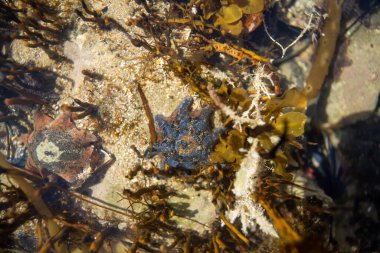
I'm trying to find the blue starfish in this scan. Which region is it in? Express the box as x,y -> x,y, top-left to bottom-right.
144,97 -> 223,170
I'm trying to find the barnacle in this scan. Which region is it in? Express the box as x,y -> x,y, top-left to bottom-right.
144,97 -> 223,170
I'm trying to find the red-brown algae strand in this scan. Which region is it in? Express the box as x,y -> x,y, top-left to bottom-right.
305,0 -> 344,100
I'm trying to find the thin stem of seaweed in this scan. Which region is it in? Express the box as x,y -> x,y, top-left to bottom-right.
304,0 -> 344,99
136,82 -> 157,146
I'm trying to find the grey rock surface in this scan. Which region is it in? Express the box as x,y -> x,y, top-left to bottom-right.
317,9 -> 380,126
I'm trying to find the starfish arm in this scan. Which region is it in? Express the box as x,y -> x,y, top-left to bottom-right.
147,142 -> 174,157
33,111 -> 54,131
178,97 -> 193,115
155,115 -> 177,139
50,113 -> 76,131
211,128 -> 224,144
166,156 -> 180,168
200,134 -> 212,149
198,106 -> 214,125
71,129 -> 97,146
190,107 -> 214,133
144,146 -> 157,158
179,161 -> 197,170
176,97 -> 193,123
